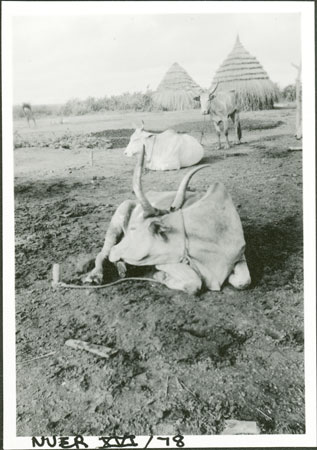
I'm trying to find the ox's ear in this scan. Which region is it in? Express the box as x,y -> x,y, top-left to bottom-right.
149,220 -> 171,242
193,96 -> 200,102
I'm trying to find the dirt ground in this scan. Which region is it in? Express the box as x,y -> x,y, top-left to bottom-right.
14,107 -> 304,436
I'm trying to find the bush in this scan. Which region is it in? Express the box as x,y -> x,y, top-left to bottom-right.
13,91 -> 156,119
59,91 -> 155,116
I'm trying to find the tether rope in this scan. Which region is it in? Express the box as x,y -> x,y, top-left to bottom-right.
53,277 -> 163,290
52,207 -> 197,290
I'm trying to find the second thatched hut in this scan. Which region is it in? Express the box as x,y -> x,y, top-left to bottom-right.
152,62 -> 201,111
211,36 -> 278,110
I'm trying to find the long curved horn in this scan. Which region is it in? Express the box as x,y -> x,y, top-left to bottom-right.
133,145 -> 168,218
133,145 -> 157,217
209,82 -> 218,97
170,164 -> 212,211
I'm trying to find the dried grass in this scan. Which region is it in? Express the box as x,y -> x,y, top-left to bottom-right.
152,62 -> 201,110
213,79 -> 278,110
211,37 -> 278,110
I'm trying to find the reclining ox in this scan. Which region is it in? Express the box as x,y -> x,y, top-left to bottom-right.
86,146 -> 251,294
124,124 -> 204,170
194,84 -> 242,150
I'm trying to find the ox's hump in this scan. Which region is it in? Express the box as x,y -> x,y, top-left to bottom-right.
184,182 -> 232,212
146,190 -> 200,210
208,181 -> 228,198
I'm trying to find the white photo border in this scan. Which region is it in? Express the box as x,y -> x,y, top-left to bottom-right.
2,1 -> 316,448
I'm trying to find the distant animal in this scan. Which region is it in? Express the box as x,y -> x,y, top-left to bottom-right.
194,84 -> 241,149
85,145 -> 251,294
22,103 -> 36,127
124,123 -> 204,170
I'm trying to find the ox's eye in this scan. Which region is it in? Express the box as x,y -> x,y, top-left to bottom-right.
149,221 -> 170,242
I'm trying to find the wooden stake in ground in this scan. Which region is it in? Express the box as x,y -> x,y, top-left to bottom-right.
52,263 -> 60,288
292,62 -> 302,140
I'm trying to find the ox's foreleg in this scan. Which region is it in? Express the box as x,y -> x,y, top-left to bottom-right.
223,118 -> 230,149
154,263 -> 202,294
232,111 -> 242,145
85,200 -> 136,284
213,121 -> 221,150
228,255 -> 251,290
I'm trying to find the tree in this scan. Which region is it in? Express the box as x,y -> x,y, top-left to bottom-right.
282,84 -> 296,102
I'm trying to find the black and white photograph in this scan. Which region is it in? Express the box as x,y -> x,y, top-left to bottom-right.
2,1 -> 316,448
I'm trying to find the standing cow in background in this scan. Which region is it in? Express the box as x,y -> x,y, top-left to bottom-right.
194,84 -> 241,150
22,103 -> 36,127
124,123 -> 204,170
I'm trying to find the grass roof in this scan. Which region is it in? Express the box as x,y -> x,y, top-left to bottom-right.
152,62 -> 201,111
211,36 -> 278,110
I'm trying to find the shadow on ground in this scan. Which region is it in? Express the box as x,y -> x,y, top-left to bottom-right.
244,214 -> 303,289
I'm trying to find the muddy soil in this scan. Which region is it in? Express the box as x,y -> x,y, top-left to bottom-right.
14,108 -> 304,436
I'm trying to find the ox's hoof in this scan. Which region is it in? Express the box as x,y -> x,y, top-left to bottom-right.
225,144 -> 230,150
228,273 -> 251,290
153,271 -> 166,283
84,268 -> 103,285
116,261 -> 127,278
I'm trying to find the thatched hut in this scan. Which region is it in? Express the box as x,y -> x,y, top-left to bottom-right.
152,62 -> 202,111
211,36 -> 278,110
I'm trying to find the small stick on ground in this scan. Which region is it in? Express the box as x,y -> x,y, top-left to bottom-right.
165,374 -> 169,398
176,376 -> 197,397
255,407 -> 273,421
175,376 -> 216,419
65,339 -> 117,359
17,351 -> 56,365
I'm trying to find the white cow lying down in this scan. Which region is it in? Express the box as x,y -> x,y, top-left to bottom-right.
86,146 -> 251,294
124,124 -> 204,171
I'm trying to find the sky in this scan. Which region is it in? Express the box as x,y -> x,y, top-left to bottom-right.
12,13 -> 301,105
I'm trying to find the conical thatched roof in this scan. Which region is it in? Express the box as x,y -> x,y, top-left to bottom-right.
211,36 -> 278,110
152,62 -> 201,110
